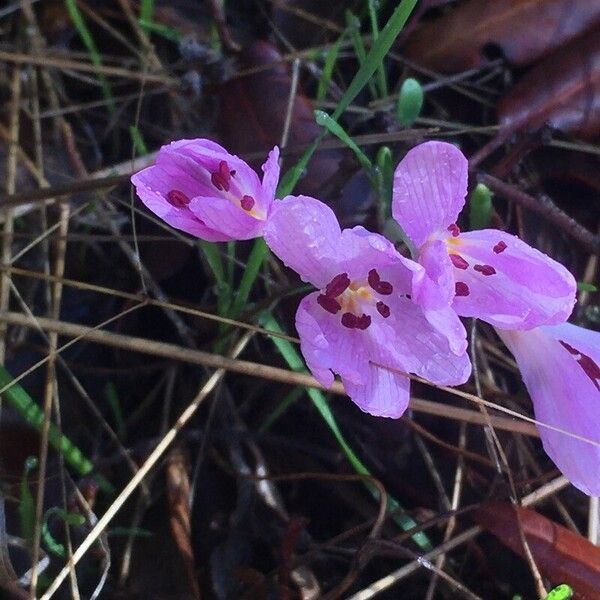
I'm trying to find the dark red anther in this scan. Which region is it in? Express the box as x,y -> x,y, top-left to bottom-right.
355,314 -> 371,330
376,301 -> 390,318
447,223 -> 460,237
241,195 -> 255,211
210,160 -> 231,191
560,341 -> 600,391
455,282 -> 470,297
325,273 -> 350,298
317,294 -> 341,314
166,189 -> 191,208
493,240 -> 507,254
450,254 -> 469,270
474,264 -> 496,276
368,268 -> 393,295
341,312 -> 358,328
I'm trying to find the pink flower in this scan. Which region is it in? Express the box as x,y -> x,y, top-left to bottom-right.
264,195 -> 471,418
392,141 -> 576,329
131,139 -> 280,241
497,323 -> 600,495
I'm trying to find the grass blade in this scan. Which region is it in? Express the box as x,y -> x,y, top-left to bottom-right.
0,365 -> 113,494
64,0 -> 115,115
280,0 -> 418,194
314,110 -> 373,173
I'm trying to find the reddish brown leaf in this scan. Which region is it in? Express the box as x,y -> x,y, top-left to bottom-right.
474,502 -> 600,599
218,40 -> 344,198
498,27 -> 600,139
404,0 -> 600,73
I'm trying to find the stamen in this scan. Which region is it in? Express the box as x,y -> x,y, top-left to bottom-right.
241,195 -> 255,211
376,301 -> 390,318
560,341 -> 600,391
325,273 -> 350,298
166,189 -> 191,208
474,264 -> 496,276
356,314 -> 371,330
368,269 -> 393,295
210,160 -> 231,191
493,241 -> 507,254
317,294 -> 341,315
447,223 -> 460,237
341,312 -> 358,329
368,269 -> 380,288
450,254 -> 469,270
455,282 -> 470,297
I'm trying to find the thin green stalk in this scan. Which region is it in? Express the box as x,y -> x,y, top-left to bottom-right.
314,110 -> 374,175
139,0 -> 154,22
316,36 -> 344,103
367,0 -> 388,97
0,365 -> 114,494
228,238 -> 268,320
64,0 -> 115,116
346,10 -> 379,99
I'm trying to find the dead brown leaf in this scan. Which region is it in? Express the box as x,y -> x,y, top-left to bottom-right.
404,0 -> 600,73
474,502 -> 600,599
498,27 -> 600,139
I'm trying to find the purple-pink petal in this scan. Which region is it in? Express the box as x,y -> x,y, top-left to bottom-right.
392,141 -> 468,248
130,163 -> 231,242
450,230 -> 576,329
131,138 -> 278,242
498,324 -> 600,496
261,146 -> 281,203
414,239 -> 455,309
188,195 -> 265,241
264,195 -> 343,288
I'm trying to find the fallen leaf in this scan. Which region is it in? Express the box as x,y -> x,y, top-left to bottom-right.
404,0 -> 600,73
498,27 -> 600,139
474,502 -> 600,599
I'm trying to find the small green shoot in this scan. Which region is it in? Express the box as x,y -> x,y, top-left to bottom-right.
376,145 -> 393,223
138,19 -> 181,43
316,37 -> 344,103
469,183 -> 493,230
397,77 -> 424,126
139,0 -> 154,22
104,382 -> 126,439
129,126 -> 149,157
577,281 -> 598,293
544,584 -> 573,600
18,456 -> 38,544
42,508 -> 86,558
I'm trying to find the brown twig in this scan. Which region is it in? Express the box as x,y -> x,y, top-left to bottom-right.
479,173 -> 600,255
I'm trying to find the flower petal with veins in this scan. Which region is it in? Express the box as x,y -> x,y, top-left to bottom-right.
498,323 -> 600,496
